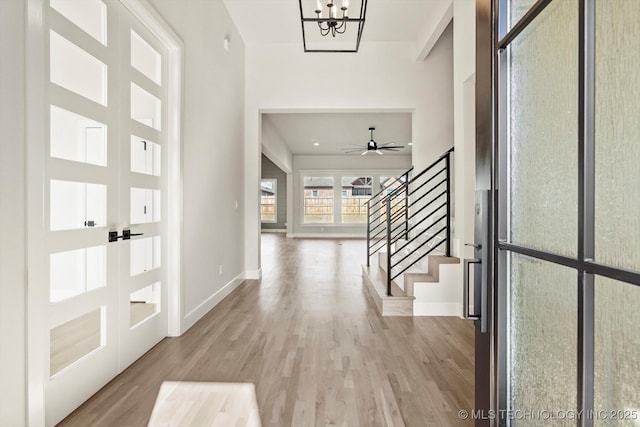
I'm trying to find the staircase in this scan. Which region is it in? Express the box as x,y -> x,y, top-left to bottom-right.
361,147 -> 459,316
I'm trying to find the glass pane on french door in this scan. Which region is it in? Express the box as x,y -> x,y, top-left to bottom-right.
509,253 -> 577,421
507,0 -> 578,258
594,0 -> 640,272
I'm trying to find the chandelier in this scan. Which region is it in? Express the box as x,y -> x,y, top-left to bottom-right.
298,0 -> 368,53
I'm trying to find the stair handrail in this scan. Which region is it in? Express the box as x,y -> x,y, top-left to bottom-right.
365,147 -> 454,296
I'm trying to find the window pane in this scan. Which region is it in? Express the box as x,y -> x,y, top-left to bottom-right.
50,307 -> 104,376
379,176 -> 407,224
594,0 -> 640,272
260,180 -> 276,222
50,105 -> 107,166
594,277 -> 640,424
50,245 -> 106,302
508,0 -> 538,32
130,135 -> 161,176
131,83 -> 161,130
50,31 -> 107,105
130,236 -> 161,276
509,252 -> 577,423
131,188 -> 161,224
508,0 -> 578,257
130,282 -> 160,327
131,30 -> 161,84
50,0 -> 106,45
341,176 -> 371,224
50,180 -> 106,231
303,177 -> 333,223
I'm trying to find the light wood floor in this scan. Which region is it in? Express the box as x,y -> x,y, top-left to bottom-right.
58,235 -> 474,426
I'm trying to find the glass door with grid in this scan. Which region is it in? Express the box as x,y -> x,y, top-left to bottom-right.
45,1 -> 167,424
496,0 -> 640,425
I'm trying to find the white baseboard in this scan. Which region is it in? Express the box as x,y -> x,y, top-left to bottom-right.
261,229 -> 286,233
245,268 -> 262,280
289,233 -> 365,239
182,273 -> 245,332
412,302 -> 462,317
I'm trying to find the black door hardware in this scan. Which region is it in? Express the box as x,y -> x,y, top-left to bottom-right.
122,229 -> 144,240
109,229 -> 144,242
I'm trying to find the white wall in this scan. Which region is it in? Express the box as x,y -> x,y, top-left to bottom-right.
149,0 -> 246,330
0,1 -> 27,425
292,154 -> 411,236
244,41 -> 456,272
410,20 -> 454,178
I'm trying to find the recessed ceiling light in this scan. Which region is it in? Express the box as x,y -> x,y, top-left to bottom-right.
408,142 -> 413,146
313,142 -> 320,146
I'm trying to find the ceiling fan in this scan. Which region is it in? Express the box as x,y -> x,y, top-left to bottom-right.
341,127 -> 405,155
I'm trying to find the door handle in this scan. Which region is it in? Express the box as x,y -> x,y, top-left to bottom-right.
108,229 -> 144,242
122,229 -> 144,240
463,258 -> 481,320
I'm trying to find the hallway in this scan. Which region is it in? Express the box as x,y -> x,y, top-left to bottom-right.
59,234 -> 474,426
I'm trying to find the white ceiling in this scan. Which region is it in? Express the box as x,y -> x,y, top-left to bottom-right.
263,112 -> 412,155
223,1 -> 448,156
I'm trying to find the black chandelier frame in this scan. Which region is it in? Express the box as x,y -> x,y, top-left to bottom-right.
298,0 -> 368,53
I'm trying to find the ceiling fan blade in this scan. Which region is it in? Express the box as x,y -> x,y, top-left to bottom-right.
379,145 -> 404,149
378,142 -> 398,146
376,150 -> 383,155
361,151 -> 369,156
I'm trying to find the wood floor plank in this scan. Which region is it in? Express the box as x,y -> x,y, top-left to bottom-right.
58,235 -> 474,426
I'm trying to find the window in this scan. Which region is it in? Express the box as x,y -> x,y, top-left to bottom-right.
260,179 -> 277,222
342,176 -> 372,223
379,175 -> 407,223
303,177 -> 333,223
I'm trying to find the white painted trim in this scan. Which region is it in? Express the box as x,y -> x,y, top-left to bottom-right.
412,302 -> 462,317
182,274 -> 245,332
260,229 -> 286,233
120,0 -> 184,337
26,0 -> 47,424
289,233 -> 365,239
245,269 -> 262,280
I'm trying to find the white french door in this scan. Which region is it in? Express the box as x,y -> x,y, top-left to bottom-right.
44,1 -> 168,424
